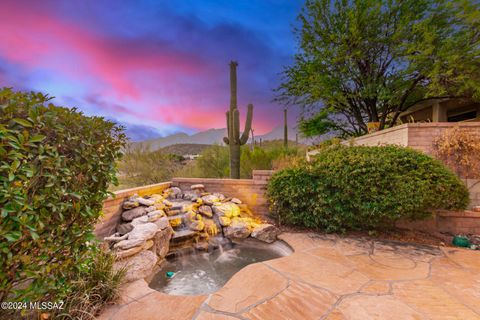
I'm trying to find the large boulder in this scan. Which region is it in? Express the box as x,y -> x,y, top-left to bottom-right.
122,207 -> 147,221
147,210 -> 165,222
165,187 -> 182,199
201,194 -> 220,205
114,238 -> 145,250
224,220 -> 251,239
145,206 -> 156,213
114,250 -> 158,282
128,223 -> 158,241
212,192 -> 226,201
212,203 -> 240,218
218,216 -> 231,227
122,200 -> 139,210
116,223 -> 134,236
137,197 -> 155,206
190,220 -> 205,231
251,224 -> 279,243
152,226 -> 174,258
149,194 -> 164,203
182,191 -> 199,201
153,216 -> 170,230
198,205 -> 213,218
115,245 -> 144,260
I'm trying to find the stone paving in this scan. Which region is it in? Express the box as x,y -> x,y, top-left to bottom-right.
98,232 -> 480,319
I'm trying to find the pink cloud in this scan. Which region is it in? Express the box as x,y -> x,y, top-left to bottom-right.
0,1 -> 279,135
0,2 -> 209,100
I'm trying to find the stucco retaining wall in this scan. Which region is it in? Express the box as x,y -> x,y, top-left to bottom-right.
343,122 -> 480,208
346,122 -> 480,235
346,122 -> 480,156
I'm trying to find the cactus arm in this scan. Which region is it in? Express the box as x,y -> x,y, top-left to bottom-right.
240,103 -> 253,144
233,109 -> 240,144
224,111 -> 231,145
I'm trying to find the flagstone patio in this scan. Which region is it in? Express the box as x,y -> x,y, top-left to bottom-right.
98,232 -> 480,320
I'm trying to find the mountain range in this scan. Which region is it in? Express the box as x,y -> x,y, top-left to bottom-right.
135,126 -> 311,150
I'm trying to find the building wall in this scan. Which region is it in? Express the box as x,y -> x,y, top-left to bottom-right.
96,170 -> 275,238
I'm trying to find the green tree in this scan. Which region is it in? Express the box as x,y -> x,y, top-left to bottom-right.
279,0 -> 480,137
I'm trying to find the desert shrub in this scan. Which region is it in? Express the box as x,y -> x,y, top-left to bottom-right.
240,147 -> 278,178
0,89 -> 126,312
117,144 -> 184,189
434,126 -> 480,179
52,250 -> 125,319
192,144 -> 230,178
267,145 -> 469,232
172,141 -> 306,179
271,152 -> 306,170
241,143 -> 307,177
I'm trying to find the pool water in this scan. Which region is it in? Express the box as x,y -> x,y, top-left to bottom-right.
148,239 -> 292,295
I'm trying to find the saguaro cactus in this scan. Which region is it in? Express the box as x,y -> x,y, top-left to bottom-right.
223,61 -> 253,179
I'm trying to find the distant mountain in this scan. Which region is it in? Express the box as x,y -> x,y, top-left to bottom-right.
134,126 -> 311,151
158,144 -> 211,156
256,125 -> 305,143
136,128 -> 226,150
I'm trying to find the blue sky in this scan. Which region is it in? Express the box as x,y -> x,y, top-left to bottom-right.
0,0 -> 303,140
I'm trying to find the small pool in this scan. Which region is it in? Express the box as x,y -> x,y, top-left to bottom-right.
147,239 -> 292,295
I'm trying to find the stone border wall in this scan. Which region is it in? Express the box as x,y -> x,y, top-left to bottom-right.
396,210 -> 480,236
96,170 -> 275,238
96,182 -> 171,238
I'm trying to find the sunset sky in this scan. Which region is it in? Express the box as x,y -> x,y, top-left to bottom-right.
0,0 -> 302,140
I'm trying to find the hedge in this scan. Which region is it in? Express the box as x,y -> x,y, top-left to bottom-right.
0,88 -> 126,304
267,144 -> 469,232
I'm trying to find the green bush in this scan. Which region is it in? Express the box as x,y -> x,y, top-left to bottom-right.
267,144 -> 469,232
0,88 -> 126,307
178,141 -> 306,179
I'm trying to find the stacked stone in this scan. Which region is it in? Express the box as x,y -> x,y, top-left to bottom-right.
104,185 -> 279,282
104,194 -> 174,282
161,184 -> 279,244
